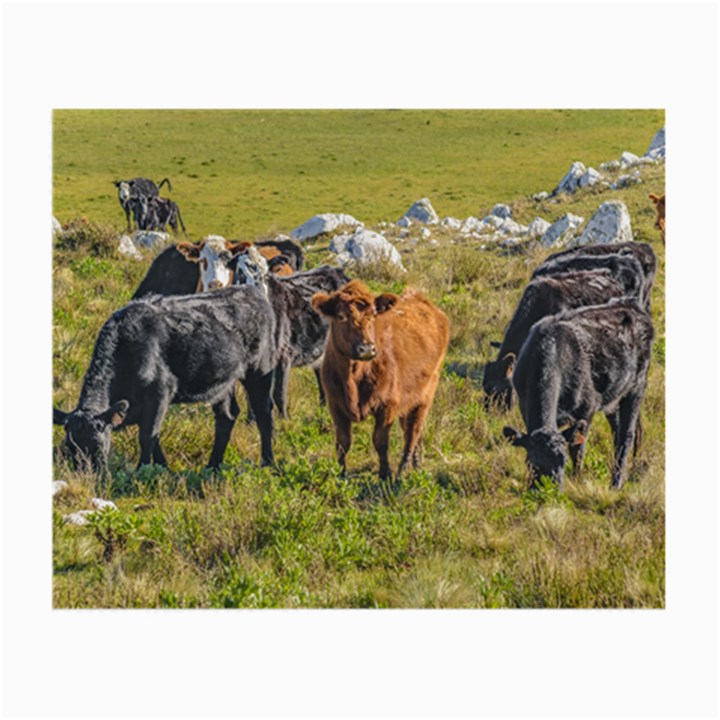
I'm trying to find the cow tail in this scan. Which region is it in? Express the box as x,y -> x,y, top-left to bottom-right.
178,208 -> 188,238
158,178 -> 173,192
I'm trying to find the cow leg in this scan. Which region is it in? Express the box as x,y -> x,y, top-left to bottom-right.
207,390 -> 240,470
314,367 -> 326,407
608,394 -> 643,490
137,393 -> 171,468
397,404 -> 430,479
330,409 -> 352,476
124,205 -> 132,231
244,371 -> 274,466
245,386 -> 256,425
272,359 -> 291,419
372,410 -> 393,481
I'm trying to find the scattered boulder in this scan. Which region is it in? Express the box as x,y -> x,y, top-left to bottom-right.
491,204 -> 512,219
527,217 -> 551,239
600,160 -> 621,172
533,191 -> 550,202
576,201 -> 633,246
118,234 -> 143,260
396,216 -> 413,228
579,167 -> 603,188
441,217 -> 462,230
52,217 -> 63,237
611,171 -> 642,190
540,213 -> 585,248
619,151 -> 641,168
53,480 -> 69,497
133,230 -> 170,250
551,161 -> 586,196
461,217 -> 487,234
644,127 -> 665,160
290,213 -> 363,242
399,198 -> 439,225
331,228 -> 405,271
91,498 -> 118,512
63,510 -> 94,526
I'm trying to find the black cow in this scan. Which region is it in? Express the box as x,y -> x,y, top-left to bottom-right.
254,238 -> 304,272
53,286 -> 278,473
114,177 -> 171,231
131,195 -> 187,236
483,270 -> 634,411
503,299 -> 654,490
533,242 -> 656,311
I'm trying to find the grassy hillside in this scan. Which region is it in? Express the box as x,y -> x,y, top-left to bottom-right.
52,110 -> 665,608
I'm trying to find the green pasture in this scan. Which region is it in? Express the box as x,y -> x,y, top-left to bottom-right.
52,110 -> 665,608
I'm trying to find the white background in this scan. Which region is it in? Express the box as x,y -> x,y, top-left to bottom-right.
1,1 -> 718,719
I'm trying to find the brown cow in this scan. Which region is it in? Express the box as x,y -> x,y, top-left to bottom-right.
648,193 -> 665,245
311,280 -> 450,480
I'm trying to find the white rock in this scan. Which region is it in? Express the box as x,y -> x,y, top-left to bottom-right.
133,230 -> 170,249
481,215 -> 504,229
619,151 -> 641,168
552,161 -> 586,195
428,239 -> 439,247
63,510 -> 94,526
53,481 -> 69,497
290,213 -> 363,242
527,217 -> 551,239
330,228 -> 405,271
498,219 -> 525,236
491,204 -> 512,219
611,171 -> 643,189
576,200 -> 633,247
579,167 -> 603,188
91,498 -> 118,512
52,217 -> 63,237
399,198 -> 439,225
440,217 -> 462,230
540,213 -> 585,248
533,191 -> 550,202
419,227 -> 432,239
600,160 -> 621,172
396,216 -> 413,228
460,217 -> 487,234
118,234 -> 143,259
644,127 -> 665,159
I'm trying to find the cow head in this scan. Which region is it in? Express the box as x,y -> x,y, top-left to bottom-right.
114,180 -> 132,203
53,401 -> 129,473
503,426 -> 569,487
311,280 -> 400,361
231,244 -> 270,291
648,193 -> 665,242
177,236 -> 252,291
483,351 -> 515,411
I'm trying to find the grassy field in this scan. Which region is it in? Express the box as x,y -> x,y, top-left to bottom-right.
52,109 -> 665,608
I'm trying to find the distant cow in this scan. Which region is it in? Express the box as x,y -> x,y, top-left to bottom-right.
483,270 -> 634,411
132,236 -> 305,299
53,286 -> 277,473
648,193 -> 665,245
114,177 -> 171,230
131,195 -> 187,236
503,299 -> 653,489
532,246 -> 653,311
312,280 -> 450,480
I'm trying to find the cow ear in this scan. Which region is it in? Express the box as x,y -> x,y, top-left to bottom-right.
97,400 -> 129,429
228,241 -> 252,256
375,293 -> 400,314
53,408 -> 69,426
562,419 -> 587,446
176,242 -> 203,261
648,193 -> 659,203
503,426 -> 528,447
501,352 -> 516,378
311,292 -> 338,317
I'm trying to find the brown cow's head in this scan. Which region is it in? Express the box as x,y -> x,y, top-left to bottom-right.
311,280 -> 400,361
648,193 -> 665,244
177,236 -> 252,291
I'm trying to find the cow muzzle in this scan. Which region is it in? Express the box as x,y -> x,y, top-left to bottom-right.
354,343 -> 377,361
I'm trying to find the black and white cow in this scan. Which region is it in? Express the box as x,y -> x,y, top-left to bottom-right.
532,242 -> 656,311
114,177 -> 171,231
130,195 -> 187,236
53,285 -> 278,473
483,270 -> 636,411
503,299 -> 654,490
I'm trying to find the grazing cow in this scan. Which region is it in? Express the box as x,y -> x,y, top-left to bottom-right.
648,193 -> 665,245
503,299 -> 653,490
533,241 -> 656,311
53,286 -> 277,473
114,177 -> 171,230
130,195 -> 187,236
483,270 -> 634,411
312,280 -> 450,480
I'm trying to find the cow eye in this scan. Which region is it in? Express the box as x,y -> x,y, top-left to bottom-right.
355,302 -> 368,312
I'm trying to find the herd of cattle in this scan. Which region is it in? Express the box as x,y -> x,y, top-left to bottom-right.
52,178 -> 665,490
